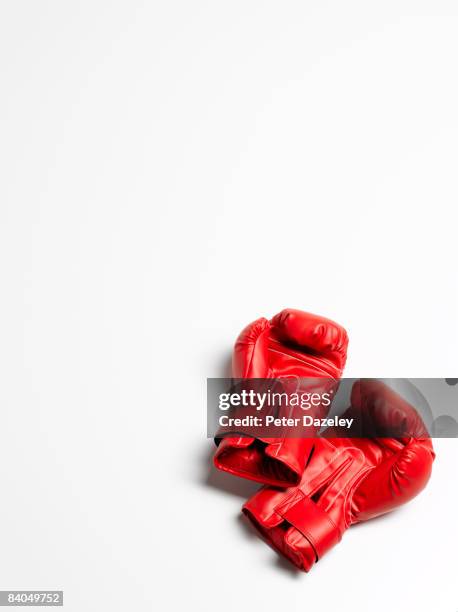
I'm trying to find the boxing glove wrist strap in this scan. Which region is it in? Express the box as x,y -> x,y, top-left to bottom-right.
277,493 -> 342,560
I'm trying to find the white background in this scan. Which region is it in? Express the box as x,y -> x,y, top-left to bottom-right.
0,1 -> 457,611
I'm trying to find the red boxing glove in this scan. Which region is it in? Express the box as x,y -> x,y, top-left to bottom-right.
213,309 -> 348,487
242,379 -> 435,571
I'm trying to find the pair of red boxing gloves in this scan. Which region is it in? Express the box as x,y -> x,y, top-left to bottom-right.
213,309 -> 435,572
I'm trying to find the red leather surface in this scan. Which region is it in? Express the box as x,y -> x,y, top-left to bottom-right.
213,309 -> 348,486
243,379 -> 435,571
